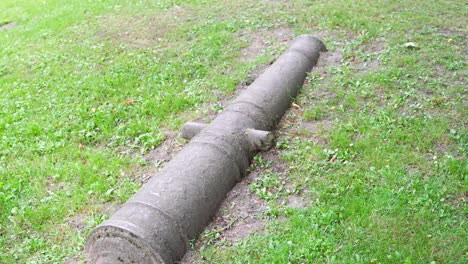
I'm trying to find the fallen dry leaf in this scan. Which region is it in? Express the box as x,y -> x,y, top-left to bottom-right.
403,42 -> 419,49
334,245 -> 343,253
291,102 -> 301,109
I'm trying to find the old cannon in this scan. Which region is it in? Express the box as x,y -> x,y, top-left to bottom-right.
85,34 -> 326,263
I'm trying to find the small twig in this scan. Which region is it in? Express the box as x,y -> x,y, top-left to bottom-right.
335,245 -> 343,253
217,216 -> 242,232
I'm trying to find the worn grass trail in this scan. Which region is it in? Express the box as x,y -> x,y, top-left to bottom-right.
0,0 -> 466,263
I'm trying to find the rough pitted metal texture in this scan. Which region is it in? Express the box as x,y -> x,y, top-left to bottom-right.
85,35 -> 326,264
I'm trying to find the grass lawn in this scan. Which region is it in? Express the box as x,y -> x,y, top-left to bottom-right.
0,0 -> 466,263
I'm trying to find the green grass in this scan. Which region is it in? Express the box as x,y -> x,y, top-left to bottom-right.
1,0 -> 466,263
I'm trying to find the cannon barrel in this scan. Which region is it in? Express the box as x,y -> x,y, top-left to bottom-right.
85,35 -> 326,264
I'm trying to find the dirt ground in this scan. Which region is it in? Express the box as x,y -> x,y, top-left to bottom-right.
0,21 -> 15,31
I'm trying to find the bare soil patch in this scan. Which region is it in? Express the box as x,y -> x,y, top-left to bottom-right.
286,194 -> 309,208
132,130 -> 184,185
238,26 -> 293,61
314,50 -> 342,75
356,39 -> 386,74
67,212 -> 86,232
96,6 -> 193,47
437,27 -> 467,37
446,192 -> 467,210
302,120 -> 333,134
0,21 -> 16,31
